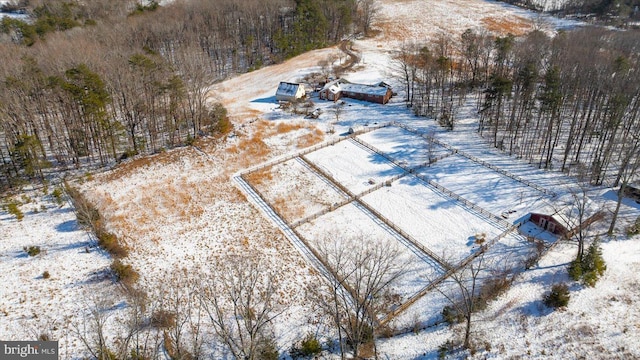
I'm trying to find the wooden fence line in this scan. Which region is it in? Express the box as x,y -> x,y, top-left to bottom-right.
350,133 -> 456,171
349,136 -> 511,229
422,177 -> 512,229
299,153 -> 452,270
291,166 -> 407,228
349,137 -> 407,169
236,121 -> 532,325
299,155 -> 357,198
289,197 -> 353,228
237,173 -> 361,309
392,122 -> 556,197
239,122 -> 393,177
378,222 -> 522,326
291,134 -> 456,229
353,199 -> 452,270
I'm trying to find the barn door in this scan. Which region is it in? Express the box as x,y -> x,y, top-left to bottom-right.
539,218 -> 548,229
547,222 -> 556,233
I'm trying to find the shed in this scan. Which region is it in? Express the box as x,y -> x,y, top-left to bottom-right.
525,194 -> 603,239
528,213 -> 568,236
275,82 -> 306,102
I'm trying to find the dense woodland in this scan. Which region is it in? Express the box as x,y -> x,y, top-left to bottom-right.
502,0 -> 640,24
0,0 -> 366,190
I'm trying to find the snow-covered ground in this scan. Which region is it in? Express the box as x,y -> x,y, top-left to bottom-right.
1,1 -> 636,359
360,175 -> 504,263
417,154 -> 550,219
0,0 -> 28,20
297,202 -> 444,301
0,189 -> 121,358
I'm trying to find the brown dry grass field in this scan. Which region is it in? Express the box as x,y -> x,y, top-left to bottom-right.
481,16 -> 532,35
79,113 -> 325,309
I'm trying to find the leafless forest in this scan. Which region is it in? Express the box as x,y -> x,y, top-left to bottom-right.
397,27 -> 639,205
0,0 -> 366,190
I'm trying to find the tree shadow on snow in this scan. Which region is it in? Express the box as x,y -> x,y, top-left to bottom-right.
48,240 -> 93,253
518,299 -> 553,317
250,95 -> 277,104
55,219 -> 78,232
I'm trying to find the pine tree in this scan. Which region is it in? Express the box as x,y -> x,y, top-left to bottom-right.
582,239 -> 606,287
543,283 -> 570,308
569,238 -> 606,287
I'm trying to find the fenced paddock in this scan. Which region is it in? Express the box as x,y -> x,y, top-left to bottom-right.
303,138 -> 406,194
357,126 -> 451,168
361,176 -> 504,264
244,158 -> 348,223
296,203 -> 446,301
236,123 -> 559,323
417,154 -> 552,220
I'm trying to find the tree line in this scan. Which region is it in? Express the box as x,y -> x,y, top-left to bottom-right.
0,0 -> 375,190
398,26 -> 639,184
500,0 -> 640,26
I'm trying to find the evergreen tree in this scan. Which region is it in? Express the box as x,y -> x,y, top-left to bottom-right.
569,238 -> 606,287
581,239 -> 606,287
11,134 -> 50,181
543,283 -> 570,308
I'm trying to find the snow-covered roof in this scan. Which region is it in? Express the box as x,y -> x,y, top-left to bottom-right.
321,78 -> 390,97
321,78 -> 348,92
530,193 -> 601,231
327,83 -> 341,94
276,82 -> 303,97
342,82 -> 390,96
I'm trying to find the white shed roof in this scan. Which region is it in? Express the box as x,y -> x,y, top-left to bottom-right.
276,82 -> 302,97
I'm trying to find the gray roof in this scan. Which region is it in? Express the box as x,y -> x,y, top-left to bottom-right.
321,78 -> 390,97
276,82 -> 302,97
342,83 -> 390,96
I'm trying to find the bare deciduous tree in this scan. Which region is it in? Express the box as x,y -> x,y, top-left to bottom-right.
311,236 -> 409,359
200,254 -> 284,360
73,294 -> 122,360
608,131 -> 640,235
356,0 -> 379,37
120,287 -> 164,360
156,269 -> 205,360
437,253 -> 486,350
554,170 -> 602,260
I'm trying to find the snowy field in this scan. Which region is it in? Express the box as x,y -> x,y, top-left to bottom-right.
297,202 -> 445,302
357,126 -> 452,167
418,154 -> 552,221
360,175 -> 504,264
303,139 -> 405,195
246,158 -> 348,223
243,123 -> 555,323
0,189 -> 120,357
